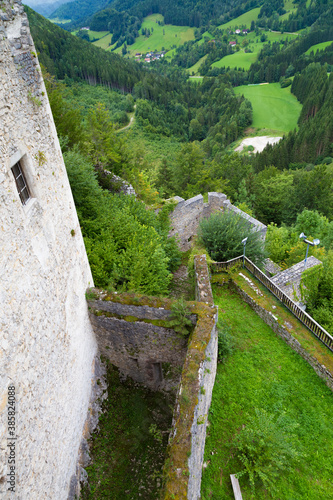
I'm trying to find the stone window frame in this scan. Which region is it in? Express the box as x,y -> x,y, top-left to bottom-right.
11,160 -> 31,205
9,149 -> 38,214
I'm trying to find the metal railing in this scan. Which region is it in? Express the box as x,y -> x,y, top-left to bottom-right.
211,256 -> 333,353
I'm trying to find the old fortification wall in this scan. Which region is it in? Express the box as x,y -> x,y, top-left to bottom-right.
87,292 -> 193,392
0,2 -> 98,498
169,192 -> 266,250
86,256 -> 218,500
163,256 -> 218,500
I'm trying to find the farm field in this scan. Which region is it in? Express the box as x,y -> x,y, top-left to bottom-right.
234,83 -> 301,133
218,8 -> 261,30
113,14 -> 195,56
201,284 -> 333,500
305,41 -> 333,55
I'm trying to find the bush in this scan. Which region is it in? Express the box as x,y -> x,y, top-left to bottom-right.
199,211 -> 266,266
169,296 -> 193,337
234,408 -> 302,495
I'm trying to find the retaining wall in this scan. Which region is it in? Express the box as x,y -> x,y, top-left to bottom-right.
231,282 -> 333,391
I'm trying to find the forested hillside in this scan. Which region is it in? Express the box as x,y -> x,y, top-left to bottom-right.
27,0 -> 333,328
27,6 -> 142,91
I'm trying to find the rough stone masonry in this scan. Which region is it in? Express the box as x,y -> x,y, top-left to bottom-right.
0,2 -> 98,498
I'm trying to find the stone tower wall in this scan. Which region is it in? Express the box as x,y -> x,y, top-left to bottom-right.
0,2 -> 98,498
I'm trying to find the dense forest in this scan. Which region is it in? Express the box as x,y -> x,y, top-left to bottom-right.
27,0 -> 333,330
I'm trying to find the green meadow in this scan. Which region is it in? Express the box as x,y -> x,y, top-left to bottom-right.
197,31 -> 214,45
213,31 -> 298,71
201,285 -> 333,500
213,49 -> 258,71
305,41 -> 333,55
114,14 -> 195,56
234,82 -> 302,133
92,33 -> 114,50
218,8 -> 261,30
187,54 -> 208,74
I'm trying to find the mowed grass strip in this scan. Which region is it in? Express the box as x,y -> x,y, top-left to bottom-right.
201,285 -> 333,500
114,14 -> 195,56
234,82 -> 302,133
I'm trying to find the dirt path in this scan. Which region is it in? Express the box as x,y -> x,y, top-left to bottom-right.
116,104 -> 136,133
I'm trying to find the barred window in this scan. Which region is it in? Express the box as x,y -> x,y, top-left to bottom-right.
11,161 -> 31,205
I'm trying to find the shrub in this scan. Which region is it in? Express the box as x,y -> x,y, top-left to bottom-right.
169,296 -> 193,337
199,211 -> 266,266
234,408 -> 302,496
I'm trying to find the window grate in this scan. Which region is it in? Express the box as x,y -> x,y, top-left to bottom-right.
11,161 -> 30,205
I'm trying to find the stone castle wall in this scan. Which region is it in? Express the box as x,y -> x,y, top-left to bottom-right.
87,292 -> 193,392
169,192 -> 267,251
0,2 -> 98,498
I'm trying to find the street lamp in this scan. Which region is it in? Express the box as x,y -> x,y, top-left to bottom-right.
242,237 -> 248,268
299,233 -> 320,270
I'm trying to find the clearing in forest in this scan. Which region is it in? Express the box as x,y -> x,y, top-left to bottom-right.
234,82 -> 302,133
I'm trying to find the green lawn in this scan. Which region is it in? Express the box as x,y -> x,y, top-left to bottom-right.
305,41 -> 333,55
234,82 -> 302,133
201,285 -> 333,499
114,14 -> 195,57
218,8 -> 261,30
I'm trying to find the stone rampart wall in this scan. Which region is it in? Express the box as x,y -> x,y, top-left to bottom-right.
87,292 -> 192,392
169,192 -> 266,250
163,256 -> 218,500
0,3 -> 98,498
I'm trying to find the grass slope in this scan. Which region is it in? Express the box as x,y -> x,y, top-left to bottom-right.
234,82 -> 302,133
305,41 -> 333,55
187,54 -> 208,74
114,14 -> 195,57
218,8 -> 261,30
201,285 -> 333,499
213,31 -> 298,71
